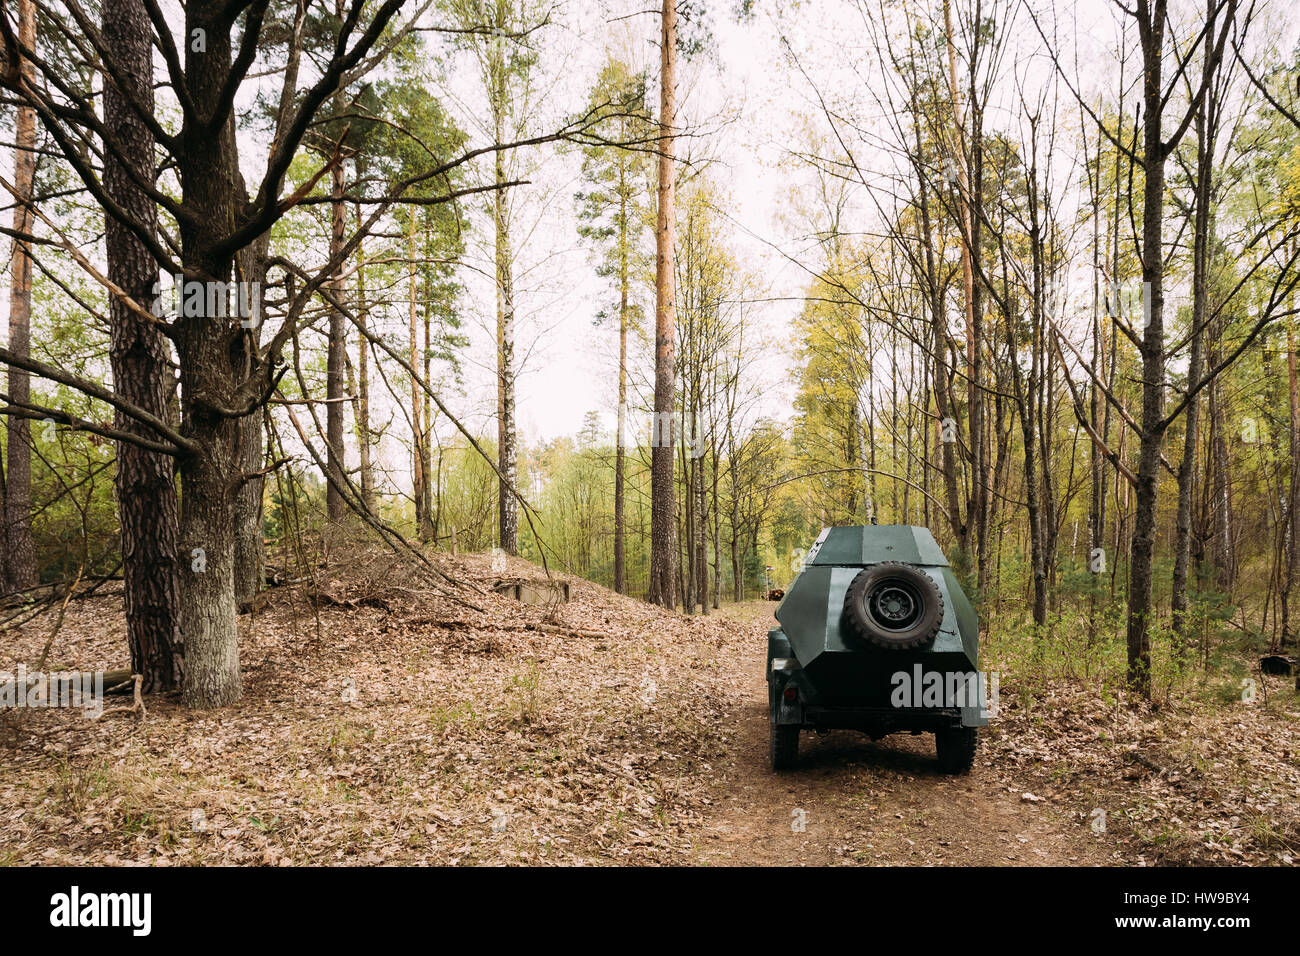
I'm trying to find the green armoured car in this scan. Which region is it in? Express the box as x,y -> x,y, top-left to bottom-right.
766,525 -> 987,774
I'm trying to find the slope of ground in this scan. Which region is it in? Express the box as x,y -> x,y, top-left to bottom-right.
1,549 -> 1295,865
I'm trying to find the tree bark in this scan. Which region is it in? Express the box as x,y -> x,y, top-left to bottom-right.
232,405 -> 264,604
102,0 -> 183,692
1127,0 -> 1236,696
175,0 -> 247,708
1126,0 -> 1172,698
711,428 -> 721,609
648,0 -> 679,609
232,231 -> 267,608
4,0 -> 38,593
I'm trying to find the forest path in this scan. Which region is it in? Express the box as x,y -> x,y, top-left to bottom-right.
688,602 -> 1122,866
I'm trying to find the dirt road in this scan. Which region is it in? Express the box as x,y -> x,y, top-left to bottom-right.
689,602 -> 1122,866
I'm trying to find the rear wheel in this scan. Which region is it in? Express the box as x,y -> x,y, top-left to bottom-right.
842,562 -> 944,650
770,723 -> 799,771
935,726 -> 978,774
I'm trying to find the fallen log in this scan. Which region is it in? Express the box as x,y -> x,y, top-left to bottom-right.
1,667 -> 135,700
1259,655 -> 1296,676
100,668 -> 134,693
1,574 -> 123,608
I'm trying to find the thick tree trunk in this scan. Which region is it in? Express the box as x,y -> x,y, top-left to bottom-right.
175,0 -> 246,708
4,0 -> 38,593
177,420 -> 240,708
0,452 -> 7,588
1126,1 -> 1173,699
102,0 -> 183,692
648,0 -> 679,609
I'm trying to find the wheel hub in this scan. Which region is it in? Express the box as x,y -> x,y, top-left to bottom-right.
869,582 -> 921,630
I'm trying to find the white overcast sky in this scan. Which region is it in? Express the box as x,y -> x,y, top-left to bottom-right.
432,0 -> 1298,447
434,0 -> 814,447
4,0 -> 1298,467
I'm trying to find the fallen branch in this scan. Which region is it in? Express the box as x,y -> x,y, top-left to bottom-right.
275,391 -> 484,611
93,675 -> 147,722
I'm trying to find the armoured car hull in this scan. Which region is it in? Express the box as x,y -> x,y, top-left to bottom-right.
766,526 -> 986,774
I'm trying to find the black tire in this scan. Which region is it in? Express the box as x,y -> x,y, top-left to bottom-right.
771,722 -> 799,771
935,726 -> 978,774
842,562 -> 944,650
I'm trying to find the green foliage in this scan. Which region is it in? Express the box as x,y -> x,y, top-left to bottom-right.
15,261 -> 119,582
574,56 -> 655,331
434,441 -> 504,552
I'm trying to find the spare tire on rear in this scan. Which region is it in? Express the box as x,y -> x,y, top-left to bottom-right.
842,561 -> 944,650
